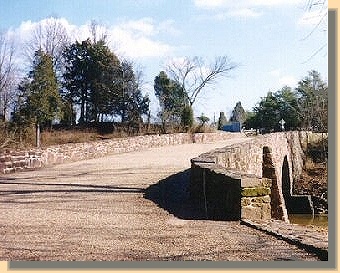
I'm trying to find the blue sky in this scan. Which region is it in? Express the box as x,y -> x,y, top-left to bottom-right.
0,0 -> 328,121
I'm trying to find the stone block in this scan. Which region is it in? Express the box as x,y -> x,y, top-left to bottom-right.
261,203 -> 271,219
241,202 -> 271,220
4,167 -> 15,174
13,160 -> 26,168
241,176 -> 262,187
241,206 -> 262,220
241,197 -> 251,206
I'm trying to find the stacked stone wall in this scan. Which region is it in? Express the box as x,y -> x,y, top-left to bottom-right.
190,131 -> 316,222
0,132 -> 243,174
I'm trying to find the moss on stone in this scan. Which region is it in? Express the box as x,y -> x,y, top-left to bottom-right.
241,187 -> 271,197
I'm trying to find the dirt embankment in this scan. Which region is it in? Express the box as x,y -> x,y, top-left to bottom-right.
293,136 -> 328,214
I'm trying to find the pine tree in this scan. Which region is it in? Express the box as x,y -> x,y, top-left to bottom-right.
154,71 -> 188,131
63,39 -> 124,124
28,50 -> 61,127
13,50 -> 62,146
119,60 -> 149,124
296,70 -> 327,131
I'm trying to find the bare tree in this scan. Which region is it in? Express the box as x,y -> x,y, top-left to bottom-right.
166,56 -> 237,106
24,17 -> 70,72
89,20 -> 108,44
0,31 -> 17,121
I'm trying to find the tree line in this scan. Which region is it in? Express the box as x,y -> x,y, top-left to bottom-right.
244,70 -> 328,133
0,18 -> 236,147
0,20 -> 150,147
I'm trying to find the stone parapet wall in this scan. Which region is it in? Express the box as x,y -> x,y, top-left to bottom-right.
190,131 -> 316,222
0,132 -> 244,174
190,159 -> 272,221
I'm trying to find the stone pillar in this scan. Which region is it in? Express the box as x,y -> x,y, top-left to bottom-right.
262,146 -> 288,222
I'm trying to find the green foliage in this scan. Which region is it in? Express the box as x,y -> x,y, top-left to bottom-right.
119,60 -> 149,124
181,105 -> 194,129
63,39 -> 122,123
254,91 -> 281,131
63,40 -> 149,125
197,113 -> 210,126
276,86 -> 300,130
154,71 -> 188,129
13,50 -> 61,129
59,98 -> 76,126
244,70 -> 327,133
296,70 -> 327,131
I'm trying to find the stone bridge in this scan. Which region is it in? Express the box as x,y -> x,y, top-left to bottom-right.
190,131 -> 319,222
1,131 -> 320,223
0,131 -> 328,260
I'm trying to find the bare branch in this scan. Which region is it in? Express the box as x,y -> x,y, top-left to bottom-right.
0,32 -> 17,120
301,0 -> 328,62
166,56 -> 237,106
301,43 -> 327,64
300,10 -> 327,41
24,17 -> 70,71
89,20 -> 108,44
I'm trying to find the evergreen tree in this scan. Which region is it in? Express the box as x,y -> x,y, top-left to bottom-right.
27,50 -> 61,128
253,92 -> 280,132
12,50 -> 62,146
296,70 -> 327,131
19,50 -> 61,125
275,86 -> 299,130
181,105 -> 194,129
119,60 -> 149,124
244,70 -> 327,133
154,71 -> 188,130
63,39 -> 121,123
62,39 -> 92,124
88,40 -> 122,122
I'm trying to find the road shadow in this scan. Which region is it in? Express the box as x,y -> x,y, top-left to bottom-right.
144,169 -> 206,220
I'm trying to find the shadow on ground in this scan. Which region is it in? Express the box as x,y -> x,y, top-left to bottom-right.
144,169 -> 206,220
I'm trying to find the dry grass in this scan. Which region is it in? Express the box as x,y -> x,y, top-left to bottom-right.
2,122 -> 217,149
41,129 -> 100,146
190,124 -> 217,134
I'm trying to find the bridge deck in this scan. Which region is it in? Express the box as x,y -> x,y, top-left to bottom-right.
0,138 -> 324,261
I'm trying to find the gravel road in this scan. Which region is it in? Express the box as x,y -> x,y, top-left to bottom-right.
0,139 -> 320,261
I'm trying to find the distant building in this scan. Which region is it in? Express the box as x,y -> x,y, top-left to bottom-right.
222,121 -> 241,132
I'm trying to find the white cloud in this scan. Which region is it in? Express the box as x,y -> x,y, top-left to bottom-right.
226,8 -> 262,18
193,0 -> 305,19
10,17 -> 176,60
251,0 -> 304,7
194,0 -> 304,9
110,26 -> 173,58
194,0 -> 230,9
109,18 -> 176,58
118,18 -> 156,36
158,20 -> 181,36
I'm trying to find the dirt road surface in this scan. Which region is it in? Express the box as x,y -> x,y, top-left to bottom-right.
0,138 -> 320,261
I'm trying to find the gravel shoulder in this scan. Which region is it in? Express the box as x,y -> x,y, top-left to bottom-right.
0,139 -> 321,261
